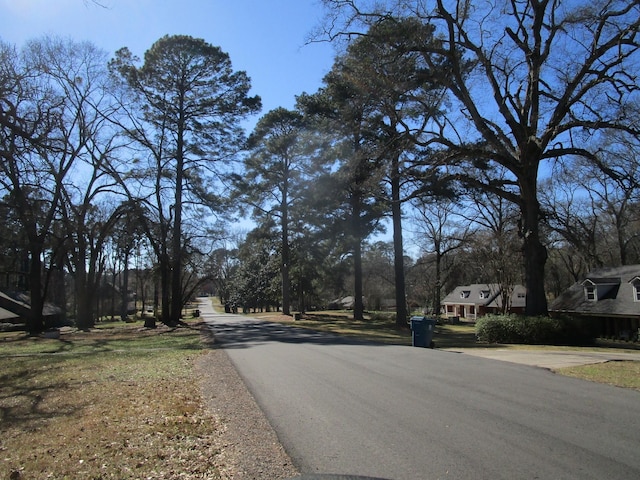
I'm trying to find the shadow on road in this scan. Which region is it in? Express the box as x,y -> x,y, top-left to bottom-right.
205,319 -> 395,349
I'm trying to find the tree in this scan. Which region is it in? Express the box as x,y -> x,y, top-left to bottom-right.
230,225 -> 281,312
543,137 -> 640,271
412,197 -> 475,314
299,49 -> 392,320
0,37 -> 115,333
466,181 -> 523,313
579,139 -> 640,265
31,37 -> 126,330
321,0 -> 640,316
236,108 -> 313,316
336,17 -> 449,326
109,35 -> 261,325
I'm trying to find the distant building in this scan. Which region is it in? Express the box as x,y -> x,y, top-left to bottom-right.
441,284 -> 527,321
549,265 -> 640,340
0,290 -> 63,329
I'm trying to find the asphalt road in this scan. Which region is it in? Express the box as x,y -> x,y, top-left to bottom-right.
200,304 -> 640,480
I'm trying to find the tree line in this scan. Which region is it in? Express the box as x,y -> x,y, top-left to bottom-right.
1,0 -> 639,334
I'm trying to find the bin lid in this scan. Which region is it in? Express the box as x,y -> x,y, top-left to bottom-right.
411,316 -> 437,325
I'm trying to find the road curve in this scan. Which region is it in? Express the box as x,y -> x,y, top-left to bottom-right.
199,301 -> 640,480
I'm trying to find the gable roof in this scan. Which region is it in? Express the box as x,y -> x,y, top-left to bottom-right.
549,265 -> 640,318
0,290 -> 62,320
442,284 -> 526,309
0,306 -> 20,322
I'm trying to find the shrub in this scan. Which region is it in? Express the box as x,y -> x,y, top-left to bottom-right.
476,314 -> 597,345
369,311 -> 397,322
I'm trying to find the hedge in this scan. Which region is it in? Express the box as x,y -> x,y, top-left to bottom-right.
475,314 -> 598,345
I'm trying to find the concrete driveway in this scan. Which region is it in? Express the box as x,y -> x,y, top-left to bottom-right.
445,347 -> 640,369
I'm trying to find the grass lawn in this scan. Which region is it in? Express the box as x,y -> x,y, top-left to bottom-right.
556,361 -> 640,390
0,319 -> 224,479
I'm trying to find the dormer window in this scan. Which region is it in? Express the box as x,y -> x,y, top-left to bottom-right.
479,290 -> 490,299
581,277 -> 620,302
460,290 -> 470,299
629,277 -> 640,302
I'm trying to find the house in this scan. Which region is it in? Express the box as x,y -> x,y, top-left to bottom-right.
0,290 -> 63,328
328,296 -> 367,310
0,305 -> 21,331
441,284 -> 527,321
549,265 -> 640,340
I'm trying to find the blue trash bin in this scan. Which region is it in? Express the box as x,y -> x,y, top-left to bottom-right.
410,316 -> 436,348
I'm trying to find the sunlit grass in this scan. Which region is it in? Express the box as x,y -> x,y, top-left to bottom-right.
556,361 -> 640,390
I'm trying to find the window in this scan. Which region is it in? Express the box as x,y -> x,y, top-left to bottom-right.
585,285 -> 596,301
635,285 -> 640,302
460,290 -> 470,299
479,290 -> 490,299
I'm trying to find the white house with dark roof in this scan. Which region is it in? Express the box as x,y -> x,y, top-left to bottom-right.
549,265 -> 640,340
441,283 -> 527,321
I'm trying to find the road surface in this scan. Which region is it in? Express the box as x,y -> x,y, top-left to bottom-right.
200,302 -> 640,480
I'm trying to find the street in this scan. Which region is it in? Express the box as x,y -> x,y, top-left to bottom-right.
199,300 -> 640,480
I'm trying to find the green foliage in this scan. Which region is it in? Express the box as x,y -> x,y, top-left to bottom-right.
476,314 -> 598,345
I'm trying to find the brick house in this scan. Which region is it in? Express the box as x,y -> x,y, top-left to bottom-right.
441,284 -> 526,321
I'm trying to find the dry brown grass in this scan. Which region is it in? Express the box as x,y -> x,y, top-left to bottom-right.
0,321 -> 225,479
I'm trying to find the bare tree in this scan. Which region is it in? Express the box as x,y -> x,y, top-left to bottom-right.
411,197 -> 476,314
543,135 -> 640,269
0,37 -> 118,332
321,0 -> 640,315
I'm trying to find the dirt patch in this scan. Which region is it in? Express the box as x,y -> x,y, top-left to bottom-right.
195,347 -> 298,479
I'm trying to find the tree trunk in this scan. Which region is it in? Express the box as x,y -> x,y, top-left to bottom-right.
121,250 -> 130,321
27,252 -> 45,335
160,255 -> 171,326
353,237 -> 364,320
520,173 -> 548,316
145,279 -> 159,329
73,237 -> 98,330
170,173 -> 184,325
281,186 -> 291,316
75,276 -> 91,330
352,193 -> 365,321
434,250 -> 442,317
170,112 -> 186,326
391,153 -> 408,327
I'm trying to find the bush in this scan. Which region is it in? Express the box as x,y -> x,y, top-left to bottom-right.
475,314 -> 597,345
369,311 -> 397,322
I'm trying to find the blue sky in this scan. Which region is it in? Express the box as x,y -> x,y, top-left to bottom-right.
0,0 -> 337,115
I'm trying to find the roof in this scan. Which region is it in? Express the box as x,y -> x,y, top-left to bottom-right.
441,284 -> 526,309
0,290 -> 62,319
0,306 -> 20,321
549,265 -> 640,317
581,277 -> 620,286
